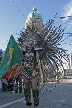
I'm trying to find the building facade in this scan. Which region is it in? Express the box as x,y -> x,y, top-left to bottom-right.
25,6 -> 44,33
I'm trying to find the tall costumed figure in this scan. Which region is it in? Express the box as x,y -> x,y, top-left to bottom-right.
17,6 -> 68,108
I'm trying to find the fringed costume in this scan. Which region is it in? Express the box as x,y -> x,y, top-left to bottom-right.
21,41 -> 41,108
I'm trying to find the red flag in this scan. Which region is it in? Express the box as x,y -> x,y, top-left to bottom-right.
3,65 -> 22,79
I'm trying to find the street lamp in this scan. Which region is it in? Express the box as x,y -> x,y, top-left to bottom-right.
60,16 -> 72,19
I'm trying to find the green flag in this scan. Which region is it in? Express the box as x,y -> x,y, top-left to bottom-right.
0,35 -> 24,78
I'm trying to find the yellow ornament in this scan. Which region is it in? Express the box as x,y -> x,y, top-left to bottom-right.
32,70 -> 36,77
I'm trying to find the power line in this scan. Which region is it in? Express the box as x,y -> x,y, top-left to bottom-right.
11,0 -> 26,19
21,0 -> 30,12
10,1 -> 71,38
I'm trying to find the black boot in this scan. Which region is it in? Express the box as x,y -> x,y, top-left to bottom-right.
24,89 -> 32,106
32,90 -> 39,106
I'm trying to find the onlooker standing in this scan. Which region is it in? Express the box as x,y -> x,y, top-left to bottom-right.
1,79 -> 7,91
0,79 -> 2,90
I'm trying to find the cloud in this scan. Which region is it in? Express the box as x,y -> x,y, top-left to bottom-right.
62,1 -> 72,21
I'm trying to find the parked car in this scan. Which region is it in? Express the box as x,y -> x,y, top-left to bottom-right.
47,78 -> 55,82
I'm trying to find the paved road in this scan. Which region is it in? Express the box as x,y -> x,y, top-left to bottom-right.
0,82 -> 72,108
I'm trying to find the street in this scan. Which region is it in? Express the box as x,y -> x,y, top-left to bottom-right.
0,82 -> 72,108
